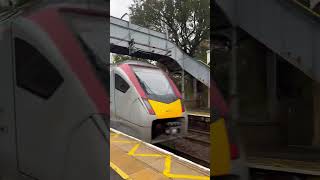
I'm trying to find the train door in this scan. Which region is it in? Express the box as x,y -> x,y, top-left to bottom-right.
13,36 -> 67,180
0,23 -> 17,176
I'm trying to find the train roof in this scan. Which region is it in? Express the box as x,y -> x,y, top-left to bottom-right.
114,60 -> 158,69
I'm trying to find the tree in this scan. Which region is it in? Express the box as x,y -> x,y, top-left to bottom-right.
129,0 -> 210,58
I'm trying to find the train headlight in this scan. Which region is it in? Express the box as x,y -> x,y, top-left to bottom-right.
171,128 -> 178,134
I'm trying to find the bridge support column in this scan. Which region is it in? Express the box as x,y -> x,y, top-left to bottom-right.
182,69 -> 185,100
208,87 -> 210,109
313,82 -> 320,145
266,51 -> 278,121
193,78 -> 197,103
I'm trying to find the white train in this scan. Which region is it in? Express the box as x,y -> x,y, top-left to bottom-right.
0,4 -> 108,180
110,61 -> 188,143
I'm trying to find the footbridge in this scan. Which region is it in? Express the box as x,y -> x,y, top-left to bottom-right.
110,16 -> 210,87
215,0 -> 320,82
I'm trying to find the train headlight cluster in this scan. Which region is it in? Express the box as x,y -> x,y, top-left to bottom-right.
164,121 -> 181,135
171,128 -> 178,134
165,127 -> 180,135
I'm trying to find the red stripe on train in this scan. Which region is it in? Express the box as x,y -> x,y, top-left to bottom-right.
211,80 -> 228,118
27,7 -> 108,113
119,63 -> 147,99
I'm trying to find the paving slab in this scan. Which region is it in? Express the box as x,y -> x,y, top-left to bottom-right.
110,129 -> 210,180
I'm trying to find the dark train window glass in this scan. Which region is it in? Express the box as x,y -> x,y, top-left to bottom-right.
132,66 -> 177,103
115,74 -> 129,93
15,38 -> 63,99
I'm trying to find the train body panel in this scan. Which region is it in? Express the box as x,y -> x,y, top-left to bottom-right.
211,80 -> 249,179
0,20 -> 17,176
110,61 -> 187,144
148,99 -> 183,119
0,5 -> 108,180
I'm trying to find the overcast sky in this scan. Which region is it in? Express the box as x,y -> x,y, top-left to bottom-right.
110,0 -> 133,21
110,0 -> 133,62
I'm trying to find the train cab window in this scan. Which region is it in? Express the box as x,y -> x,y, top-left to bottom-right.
115,74 -> 129,93
132,66 -> 177,103
14,38 -> 63,99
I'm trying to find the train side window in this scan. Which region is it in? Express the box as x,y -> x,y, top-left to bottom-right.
14,38 -> 63,99
115,74 -> 129,93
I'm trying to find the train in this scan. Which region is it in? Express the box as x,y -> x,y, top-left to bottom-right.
110,61 -> 188,143
0,3 -> 108,180
211,78 -> 249,179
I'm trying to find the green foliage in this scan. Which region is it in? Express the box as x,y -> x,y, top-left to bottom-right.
112,54 -> 156,65
129,0 -> 210,57
112,54 -> 131,64
194,40 -> 209,63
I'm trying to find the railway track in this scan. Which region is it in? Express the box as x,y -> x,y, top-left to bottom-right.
156,113 -> 211,168
156,138 -> 210,168
188,114 -> 210,132
188,128 -> 210,135
185,129 -> 210,146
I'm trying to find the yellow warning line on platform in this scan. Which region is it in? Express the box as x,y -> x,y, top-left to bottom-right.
111,132 -> 210,180
110,161 -> 132,180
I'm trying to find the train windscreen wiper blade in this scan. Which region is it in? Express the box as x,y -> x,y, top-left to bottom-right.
136,75 -> 155,95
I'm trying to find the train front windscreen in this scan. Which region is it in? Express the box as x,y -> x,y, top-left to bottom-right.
132,66 -> 178,103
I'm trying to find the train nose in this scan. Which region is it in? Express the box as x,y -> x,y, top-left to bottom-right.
165,122 -> 181,135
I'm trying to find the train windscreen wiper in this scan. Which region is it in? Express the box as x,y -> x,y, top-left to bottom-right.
135,74 -> 156,95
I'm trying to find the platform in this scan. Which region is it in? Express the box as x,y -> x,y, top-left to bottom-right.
187,110 -> 210,118
110,128 -> 210,180
110,167 -> 125,180
247,156 -> 320,176
247,146 -> 320,176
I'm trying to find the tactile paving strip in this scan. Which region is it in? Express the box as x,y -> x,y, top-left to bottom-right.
110,129 -> 210,180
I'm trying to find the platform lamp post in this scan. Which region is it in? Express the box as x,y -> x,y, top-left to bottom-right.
182,54 -> 185,101
230,26 -> 249,179
207,50 -> 210,109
